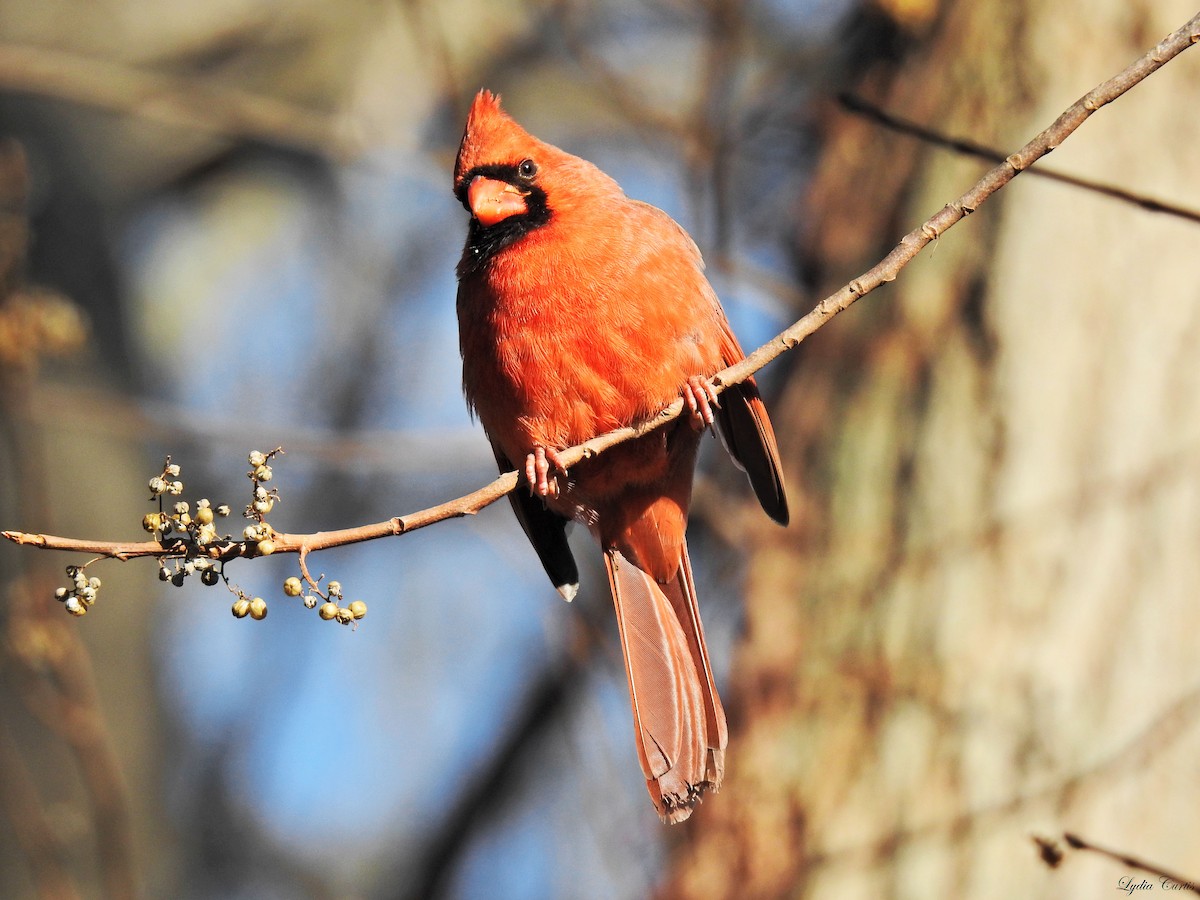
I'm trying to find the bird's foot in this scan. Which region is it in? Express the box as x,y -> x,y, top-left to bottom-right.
682,375 -> 721,431
525,445 -> 568,498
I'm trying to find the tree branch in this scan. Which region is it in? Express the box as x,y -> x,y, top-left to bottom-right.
1054,832 -> 1199,893
0,42 -> 360,161
4,11 -> 1199,565
837,93 -> 1200,225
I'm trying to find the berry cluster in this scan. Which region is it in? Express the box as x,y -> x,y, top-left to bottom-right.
144,456 -> 233,588
50,449 -> 369,628
230,591 -> 269,621
240,448 -> 281,558
283,576 -> 367,628
54,565 -> 102,617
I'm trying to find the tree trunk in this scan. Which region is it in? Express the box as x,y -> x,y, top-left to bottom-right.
669,1 -> 1200,896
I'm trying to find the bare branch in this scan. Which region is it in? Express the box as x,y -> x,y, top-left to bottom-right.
1059,832 -> 1199,893
4,11 -> 1199,566
838,93 -> 1200,225
0,42 -> 361,161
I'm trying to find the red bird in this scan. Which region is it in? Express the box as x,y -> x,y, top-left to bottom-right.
454,91 -> 788,823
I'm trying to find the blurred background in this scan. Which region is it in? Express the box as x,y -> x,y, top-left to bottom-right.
1,0 -> 1199,897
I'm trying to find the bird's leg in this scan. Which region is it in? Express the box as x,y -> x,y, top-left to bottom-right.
682,375 -> 721,431
525,445 -> 568,498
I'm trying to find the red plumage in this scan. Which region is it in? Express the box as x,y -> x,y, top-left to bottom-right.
454,90 -> 788,823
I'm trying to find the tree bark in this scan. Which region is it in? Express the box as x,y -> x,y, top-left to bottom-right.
668,0 -> 1200,896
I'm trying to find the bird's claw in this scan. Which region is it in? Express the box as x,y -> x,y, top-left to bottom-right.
683,375 -> 721,431
525,446 -> 568,498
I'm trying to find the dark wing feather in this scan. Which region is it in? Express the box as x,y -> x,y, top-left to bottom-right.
711,314 -> 789,525
491,442 -> 579,599
715,376 -> 790,526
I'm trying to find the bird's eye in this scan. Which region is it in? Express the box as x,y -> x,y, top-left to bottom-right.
517,159 -> 538,180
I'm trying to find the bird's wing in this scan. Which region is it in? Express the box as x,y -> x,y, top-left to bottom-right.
714,322 -> 790,525
491,441 -> 580,600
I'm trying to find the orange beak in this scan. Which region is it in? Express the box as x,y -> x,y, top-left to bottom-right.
467,176 -> 529,227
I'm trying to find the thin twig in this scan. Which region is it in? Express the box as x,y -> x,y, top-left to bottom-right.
4,11 -> 1199,564
838,93 -> 1200,225
0,42 -> 361,161
1061,832 -> 1200,893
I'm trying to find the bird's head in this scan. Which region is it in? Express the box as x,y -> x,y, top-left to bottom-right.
453,91 -> 624,270
453,90 -> 554,233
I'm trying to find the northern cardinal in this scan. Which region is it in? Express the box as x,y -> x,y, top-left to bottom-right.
454,90 -> 788,823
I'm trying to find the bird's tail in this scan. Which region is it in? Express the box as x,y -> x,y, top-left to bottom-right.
604,541 -> 727,823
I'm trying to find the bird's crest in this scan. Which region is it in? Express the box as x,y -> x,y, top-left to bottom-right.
454,90 -> 540,190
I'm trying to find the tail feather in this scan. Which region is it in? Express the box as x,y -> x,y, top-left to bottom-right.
604,544 -> 727,823
664,540 -> 728,768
